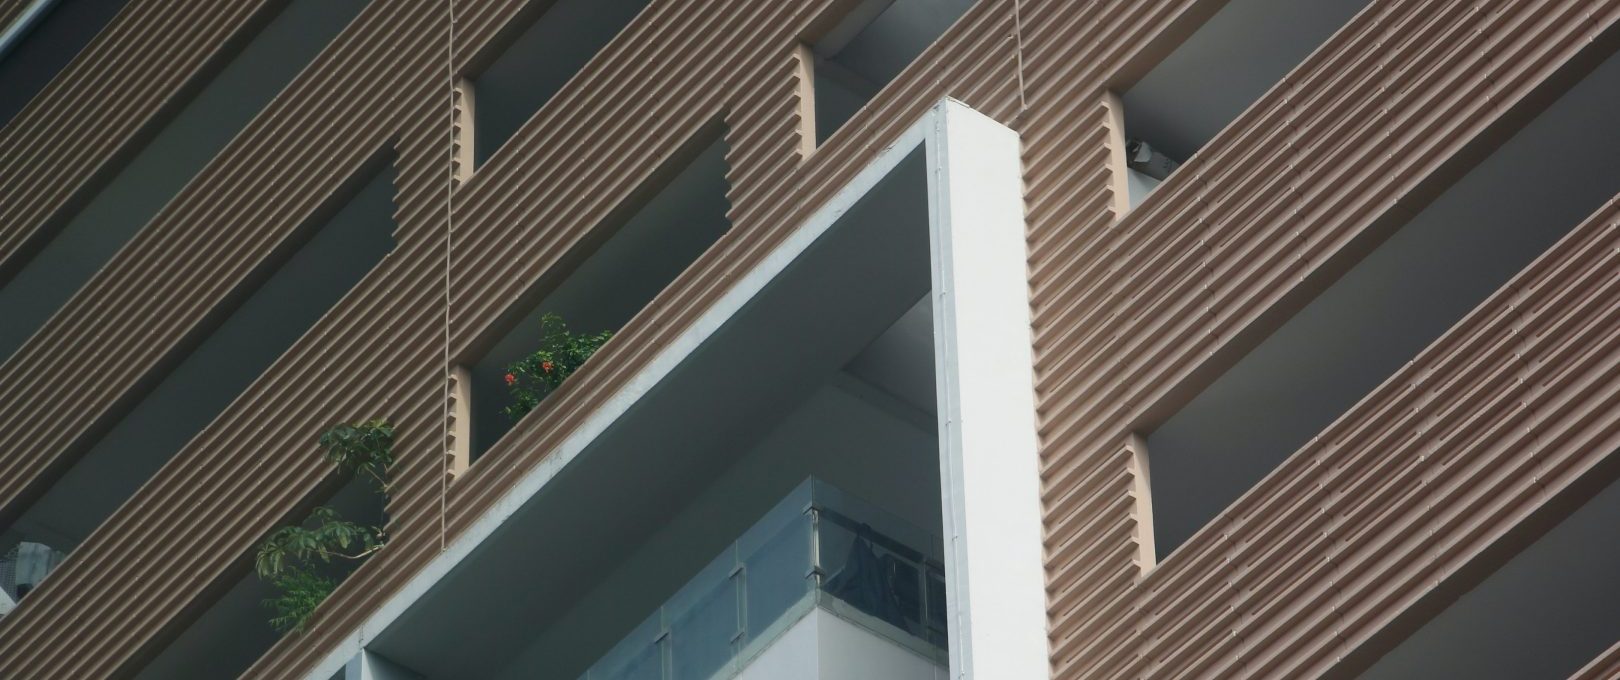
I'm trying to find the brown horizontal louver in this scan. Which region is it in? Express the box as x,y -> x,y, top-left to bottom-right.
0,154 -> 396,558
0,0 -> 1614,678
1111,0 -> 1374,208
0,0 -> 371,364
1359,448 -> 1620,678
1142,43 -> 1620,562
461,0 -> 651,169
0,0 -> 274,272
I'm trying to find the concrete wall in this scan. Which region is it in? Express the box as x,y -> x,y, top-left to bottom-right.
736,606 -> 947,680
347,651 -> 422,680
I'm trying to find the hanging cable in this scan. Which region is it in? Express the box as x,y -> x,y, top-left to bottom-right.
441,0 -> 455,553
1013,0 -> 1028,114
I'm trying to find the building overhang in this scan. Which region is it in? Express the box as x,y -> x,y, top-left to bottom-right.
310,97 -> 1047,680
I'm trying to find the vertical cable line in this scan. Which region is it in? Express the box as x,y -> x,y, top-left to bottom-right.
441,0 -> 454,553
1012,0 -> 1028,113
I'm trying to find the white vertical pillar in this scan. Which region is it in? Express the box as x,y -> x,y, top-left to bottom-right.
925,99 -> 1050,680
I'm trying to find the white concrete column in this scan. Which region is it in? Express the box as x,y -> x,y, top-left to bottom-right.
925,99 -> 1050,680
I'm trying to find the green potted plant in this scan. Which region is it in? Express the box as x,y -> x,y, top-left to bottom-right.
254,419 -> 393,633
502,313 -> 613,421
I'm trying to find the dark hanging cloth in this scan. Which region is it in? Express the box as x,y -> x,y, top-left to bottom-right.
825,525 -> 907,630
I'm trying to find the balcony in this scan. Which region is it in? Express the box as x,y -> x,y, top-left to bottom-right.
580,478 -> 946,680
319,101 -> 1043,680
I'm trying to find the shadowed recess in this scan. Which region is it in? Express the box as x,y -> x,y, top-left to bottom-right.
809,0 -> 973,145
0,0 -> 370,363
466,133 -> 732,461
1146,48 -> 1620,559
467,0 -> 650,168
1362,453 -> 1620,679
1117,0 -> 1371,206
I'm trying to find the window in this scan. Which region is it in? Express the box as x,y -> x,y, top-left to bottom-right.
1116,0 -> 1371,207
463,0 -> 650,168
805,0 -> 972,146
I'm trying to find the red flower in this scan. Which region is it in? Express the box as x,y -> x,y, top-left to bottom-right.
504,373 -> 517,386
541,361 -> 554,373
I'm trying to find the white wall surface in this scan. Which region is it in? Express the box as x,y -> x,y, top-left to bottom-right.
736,607 -> 948,680
346,651 -> 422,680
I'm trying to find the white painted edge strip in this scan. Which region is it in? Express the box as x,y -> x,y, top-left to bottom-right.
313,98 -> 1044,680
926,102 -> 1049,679
0,0 -> 60,62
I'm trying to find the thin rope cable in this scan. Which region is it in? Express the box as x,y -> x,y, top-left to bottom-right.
441,0 -> 454,553
1013,0 -> 1028,113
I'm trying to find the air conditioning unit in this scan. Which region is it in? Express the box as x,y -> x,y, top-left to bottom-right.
1126,138 -> 1181,180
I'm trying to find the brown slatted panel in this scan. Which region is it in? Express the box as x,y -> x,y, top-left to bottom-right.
1572,641 -> 1620,680
1,0 -> 1619,677
1035,2 -> 1620,677
0,0 -> 30,31
0,0 -> 277,273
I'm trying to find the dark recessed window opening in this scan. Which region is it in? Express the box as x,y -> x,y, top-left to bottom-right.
1360,457 -> 1620,679
130,473 -> 388,680
463,131 -> 732,463
808,0 -> 972,146
1145,48 -> 1620,560
465,0 -> 649,168
0,0 -> 371,363
1117,0 -> 1371,208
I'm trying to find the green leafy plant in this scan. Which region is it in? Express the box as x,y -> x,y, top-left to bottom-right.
260,567 -> 338,635
318,418 -> 395,495
254,420 -> 393,633
502,313 -> 613,421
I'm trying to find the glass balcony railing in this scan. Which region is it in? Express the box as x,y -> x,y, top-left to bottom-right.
579,478 -> 947,680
